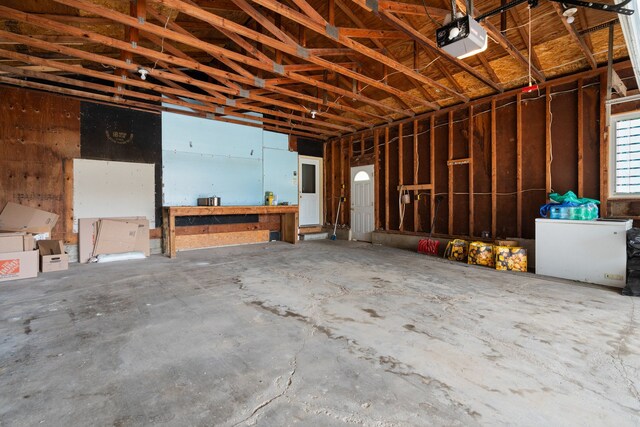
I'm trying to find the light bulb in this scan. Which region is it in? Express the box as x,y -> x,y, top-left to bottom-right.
449,27 -> 460,40
566,15 -> 575,24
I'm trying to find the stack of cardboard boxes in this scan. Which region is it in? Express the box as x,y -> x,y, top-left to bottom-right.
0,202 -> 68,282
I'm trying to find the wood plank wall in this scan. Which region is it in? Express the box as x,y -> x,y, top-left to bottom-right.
324,73 -> 606,240
0,86 -> 80,242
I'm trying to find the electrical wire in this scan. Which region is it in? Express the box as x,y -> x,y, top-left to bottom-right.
421,0 -> 443,26
151,10 -> 175,72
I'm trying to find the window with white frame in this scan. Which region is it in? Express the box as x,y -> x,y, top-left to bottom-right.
612,112 -> 640,196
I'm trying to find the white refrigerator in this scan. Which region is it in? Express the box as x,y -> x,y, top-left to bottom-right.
535,218 -> 632,288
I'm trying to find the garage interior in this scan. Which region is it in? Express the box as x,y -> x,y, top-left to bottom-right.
1,0 -> 640,425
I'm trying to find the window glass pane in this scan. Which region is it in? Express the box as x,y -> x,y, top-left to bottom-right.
615,116 -> 640,194
354,171 -> 370,181
301,163 -> 316,194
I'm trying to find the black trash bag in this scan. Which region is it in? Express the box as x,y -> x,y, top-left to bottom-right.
628,257 -> 640,271
622,270 -> 640,296
628,228 -> 640,258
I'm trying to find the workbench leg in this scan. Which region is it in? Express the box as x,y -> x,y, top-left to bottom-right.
162,208 -> 169,256
281,212 -> 299,244
169,213 -> 177,258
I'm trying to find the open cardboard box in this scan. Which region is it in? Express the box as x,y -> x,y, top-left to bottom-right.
0,202 -> 59,234
37,240 -> 69,273
0,232 -> 35,254
0,202 -> 59,282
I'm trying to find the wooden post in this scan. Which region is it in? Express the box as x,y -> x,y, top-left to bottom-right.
330,140 -> 335,225
385,127 -> 390,230
341,138 -> 346,224
516,93 -> 523,238
398,123 -> 404,231
360,134 -> 365,156
448,111 -> 454,236
599,72 -> 609,217
413,120 -> 419,232
430,116 -> 436,234
545,86 -> 552,197
62,158 -> 74,244
577,78 -> 584,197
468,106 -> 475,238
323,142 -> 328,224
491,99 -> 497,238
374,129 -> 380,229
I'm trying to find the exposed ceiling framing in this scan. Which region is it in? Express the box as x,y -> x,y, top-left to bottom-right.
0,0 -> 633,140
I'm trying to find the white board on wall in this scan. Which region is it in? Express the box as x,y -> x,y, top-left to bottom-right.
73,159 -> 155,232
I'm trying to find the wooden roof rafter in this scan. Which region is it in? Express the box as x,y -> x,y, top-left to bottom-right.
455,0 -> 546,83
551,2 -> 596,69
0,66 -> 330,139
153,0 -> 440,112
237,0 -> 467,102
0,48 -> 351,136
1,4 -> 381,126
332,0 -> 436,103
0,31 -> 365,130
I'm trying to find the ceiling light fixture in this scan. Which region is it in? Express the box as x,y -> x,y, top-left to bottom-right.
138,67 -> 149,80
311,110 -> 317,119
563,7 -> 578,24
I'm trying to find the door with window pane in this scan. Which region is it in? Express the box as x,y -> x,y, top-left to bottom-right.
299,157 -> 321,225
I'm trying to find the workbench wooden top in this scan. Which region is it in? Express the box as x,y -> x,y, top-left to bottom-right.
164,205 -> 299,216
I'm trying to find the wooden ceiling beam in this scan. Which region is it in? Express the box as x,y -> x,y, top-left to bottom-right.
337,28 -> 409,39
0,35 -> 93,45
0,5 -> 376,125
194,0 -> 243,11
283,62 -> 356,71
334,0 -> 436,103
551,2 -> 597,70
52,0 -> 415,117
401,14 -> 471,97
456,0 -> 546,83
288,0 -> 326,25
0,63 -> 339,137
183,0 -> 430,113
375,9 -> 502,92
375,1 -> 448,19
247,0 -> 463,103
0,52 -> 351,135
0,44 -> 362,130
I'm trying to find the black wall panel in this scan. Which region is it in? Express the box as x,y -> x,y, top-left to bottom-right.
80,102 -> 163,226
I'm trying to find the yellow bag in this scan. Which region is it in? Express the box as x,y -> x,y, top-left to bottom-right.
495,246 -> 528,272
468,242 -> 495,267
444,239 -> 468,262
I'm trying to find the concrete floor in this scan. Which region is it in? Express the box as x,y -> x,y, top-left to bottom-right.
0,241 -> 638,426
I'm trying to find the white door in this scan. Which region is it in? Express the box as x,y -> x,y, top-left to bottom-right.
299,157 -> 321,226
351,165 -> 375,241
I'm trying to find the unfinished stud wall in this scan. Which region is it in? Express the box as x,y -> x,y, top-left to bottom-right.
324,72 -> 614,240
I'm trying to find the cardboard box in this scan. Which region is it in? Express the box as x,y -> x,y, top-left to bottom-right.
0,202 -> 58,234
37,240 -> 69,273
0,232 -> 35,254
93,219 -> 139,256
0,250 -> 39,282
79,217 -> 149,263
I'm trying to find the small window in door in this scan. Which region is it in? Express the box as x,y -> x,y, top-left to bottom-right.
354,171 -> 370,182
301,163 -> 316,193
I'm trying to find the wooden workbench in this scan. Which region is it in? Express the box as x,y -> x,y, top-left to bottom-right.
162,205 -> 299,258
